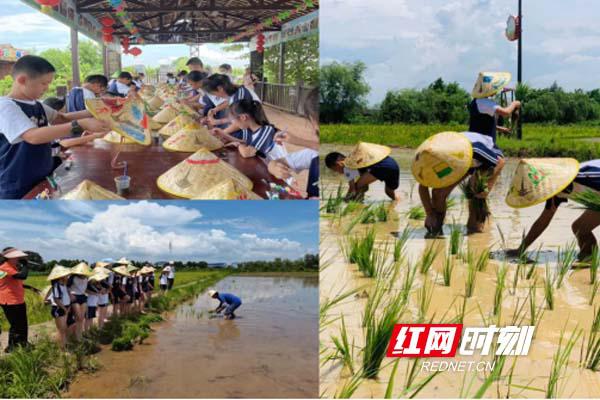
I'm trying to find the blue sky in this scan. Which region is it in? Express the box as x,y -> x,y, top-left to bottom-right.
0,0 -> 248,68
322,0 -> 600,104
0,201 -> 319,263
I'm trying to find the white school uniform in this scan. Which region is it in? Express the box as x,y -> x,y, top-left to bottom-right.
50,282 -> 70,307
69,276 -> 88,296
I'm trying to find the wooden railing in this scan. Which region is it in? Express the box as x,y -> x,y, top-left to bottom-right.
255,81 -> 314,117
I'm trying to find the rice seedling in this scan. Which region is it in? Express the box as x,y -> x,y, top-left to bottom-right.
590,279 -> 600,306
511,262 -> 522,295
373,202 -> 390,222
442,250 -> 455,287
341,228 -> 375,264
496,223 -> 508,251
465,254 -> 478,298
570,189 -> 600,212
452,295 -> 469,325
475,248 -> 490,272
322,183 -> 345,214
545,264 -> 556,310
406,205 -> 426,220
419,244 -> 439,274
556,242 -> 577,289
525,246 -> 542,280
362,283 -> 407,379
449,222 -> 463,256
446,197 -> 457,211
384,359 -> 400,399
529,278 -> 545,328
394,226 -> 413,262
461,170 -> 491,228
417,277 -> 434,322
340,200 -> 363,217
330,315 -> 355,374
334,371 -> 363,398
356,240 -> 392,278
493,264 -> 508,317
546,327 -> 581,398
320,286 -> 362,330
472,355 -> 507,398
582,307 -> 600,371
401,263 -> 418,302
590,245 -> 599,285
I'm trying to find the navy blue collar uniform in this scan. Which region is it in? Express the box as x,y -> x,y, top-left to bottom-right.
0,100 -> 53,199
468,99 -> 497,144
358,156 -> 400,190
229,87 -> 260,105
66,87 -> 85,113
248,125 -> 277,159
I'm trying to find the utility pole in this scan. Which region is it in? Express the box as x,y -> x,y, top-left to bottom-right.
517,0 -> 523,140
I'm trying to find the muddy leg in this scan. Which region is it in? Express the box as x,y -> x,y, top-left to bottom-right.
572,210 -> 600,260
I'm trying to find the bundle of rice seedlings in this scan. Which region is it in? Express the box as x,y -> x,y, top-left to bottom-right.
393,226 -> 413,262
362,283 -> 407,379
373,202 -> 390,222
461,170 -> 491,228
406,205 -> 426,220
556,242 -> 577,289
340,200 -> 363,216
419,244 -> 439,274
322,183 -> 345,214
570,189 -> 600,212
341,228 -> 376,264
449,222 -> 463,256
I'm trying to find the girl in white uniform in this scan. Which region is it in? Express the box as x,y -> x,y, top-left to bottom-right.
68,273 -> 88,339
48,266 -> 71,349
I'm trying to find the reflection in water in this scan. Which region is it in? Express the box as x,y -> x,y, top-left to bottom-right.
67,275 -> 318,399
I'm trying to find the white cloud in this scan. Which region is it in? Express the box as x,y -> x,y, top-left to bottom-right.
0,12 -> 68,34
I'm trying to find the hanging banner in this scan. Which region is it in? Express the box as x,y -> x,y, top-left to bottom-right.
249,10 -> 318,51
19,0 -> 120,50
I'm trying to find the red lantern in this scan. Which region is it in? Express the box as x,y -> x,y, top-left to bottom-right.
103,35 -> 114,43
128,47 -> 142,57
36,0 -> 60,14
256,33 -> 265,53
100,16 -> 116,27
102,27 -> 114,35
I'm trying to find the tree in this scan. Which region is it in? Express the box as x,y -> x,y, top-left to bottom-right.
263,35 -> 318,85
320,61 -> 371,123
0,75 -> 13,96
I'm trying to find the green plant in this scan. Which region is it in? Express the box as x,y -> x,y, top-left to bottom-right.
582,307 -> 600,371
419,244 -> 439,275
546,327 -> 581,398
341,228 -> 375,264
571,189 -> 600,212
475,248 -> 490,272
590,246 -> 599,284
529,278 -> 544,328
330,316 -> 355,374
556,242 -> 577,289
320,286 -> 362,329
394,226 -> 413,262
401,263 -> 418,302
465,253 -> 478,298
545,264 -> 555,310
461,170 -> 491,227
591,279 -> 600,306
356,240 -> 392,278
417,278 -> 434,321
334,372 -> 363,398
493,264 -> 508,317
323,183 -> 345,214
449,222 -> 463,256
442,250 -> 455,287
406,205 -> 426,220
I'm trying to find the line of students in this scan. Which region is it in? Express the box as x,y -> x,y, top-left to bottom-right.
326,71 -> 600,262
46,261 -> 157,349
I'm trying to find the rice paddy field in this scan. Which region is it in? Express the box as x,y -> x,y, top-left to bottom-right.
319,144 -> 600,398
321,123 -> 600,159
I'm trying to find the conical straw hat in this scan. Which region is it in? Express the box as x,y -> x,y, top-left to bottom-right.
126,264 -> 139,273
344,142 -> 391,169
90,271 -> 109,282
163,126 -> 224,152
170,102 -> 197,117
86,98 -> 151,145
157,149 -> 253,199
61,179 -> 125,200
411,132 -> 473,189
153,105 -> 179,124
71,262 -> 93,277
103,131 -> 136,144
192,179 -> 261,200
47,265 -> 72,281
147,96 -> 164,110
116,257 -> 131,265
112,265 -> 131,277
472,72 -> 512,99
158,115 -> 199,136
94,261 -> 111,269
505,158 -> 580,208
93,265 -> 111,275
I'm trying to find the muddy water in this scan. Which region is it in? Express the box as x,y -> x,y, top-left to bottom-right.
320,145 -> 600,398
67,275 -> 319,398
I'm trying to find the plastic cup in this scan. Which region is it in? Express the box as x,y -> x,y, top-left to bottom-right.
115,175 -> 131,196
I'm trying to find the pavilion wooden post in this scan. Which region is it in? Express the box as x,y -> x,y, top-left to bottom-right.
278,42 -> 285,83
516,0 -> 523,140
70,27 -> 81,87
102,44 -> 109,77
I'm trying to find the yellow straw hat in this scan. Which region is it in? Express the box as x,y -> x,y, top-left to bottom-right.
343,142 -> 391,169
47,265 -> 72,281
112,265 -> 131,277
505,158 -> 580,208
170,102 -> 197,117
71,262 -> 93,277
158,115 -> 199,136
61,179 -> 125,200
147,96 -> 165,110
411,132 -> 473,189
472,72 -> 512,99
163,126 -> 224,152
86,97 -> 151,145
152,105 -> 179,124
157,148 -> 253,199
103,131 -> 136,144
150,120 -> 164,130
192,179 -> 261,200
126,264 -> 139,273
90,271 -> 109,282
116,257 -> 131,265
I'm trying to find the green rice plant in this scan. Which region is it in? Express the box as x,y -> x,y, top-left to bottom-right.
446,197 -> 457,211
356,240 -> 392,278
449,222 -> 463,256
475,248 -> 490,272
465,253 -> 478,298
461,170 -> 491,227
590,279 -> 600,306
582,307 -> 600,371
406,205 -> 426,220
384,359 -> 400,399
570,189 -> 600,212
590,245 -> 599,285
529,278 -> 545,328
417,278 -> 434,322
373,202 -> 390,222
493,264 -> 508,317
330,315 -> 355,374
419,244 -> 439,274
341,228 -> 375,264
362,283 -> 407,379
394,226 -> 413,263
546,327 -> 581,398
334,372 -> 363,398
442,250 -> 455,287
341,200 -> 363,216
511,262 -> 522,295
401,262 -> 418,302
556,242 -> 577,289
526,246 -> 542,280
453,295 -> 469,325
545,264 -> 556,310
472,355 -> 507,398
322,183 -> 345,214
320,286 -> 362,329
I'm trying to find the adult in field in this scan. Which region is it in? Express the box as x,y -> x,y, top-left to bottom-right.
167,262 -> 175,290
505,159 -> 600,263
208,290 -> 242,320
0,247 -> 30,352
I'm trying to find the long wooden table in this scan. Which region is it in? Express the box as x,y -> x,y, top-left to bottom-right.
24,139 -> 300,200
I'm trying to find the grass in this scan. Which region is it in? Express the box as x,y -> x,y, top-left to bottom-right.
493,264 -> 508,317
546,326 -> 581,398
417,278 -> 434,322
356,240 -> 392,278
529,278 -> 545,328
556,242 -> 577,289
545,264 -> 556,310
322,123 -> 600,159
475,249 -> 490,272
442,250 -> 455,287
401,263 -> 418,303
449,222 -> 463,256
590,246 -> 599,285
322,183 -> 345,214
591,279 -> 600,306
320,286 -> 363,330
406,205 -> 426,220
419,244 -> 439,274
362,281 -> 407,379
